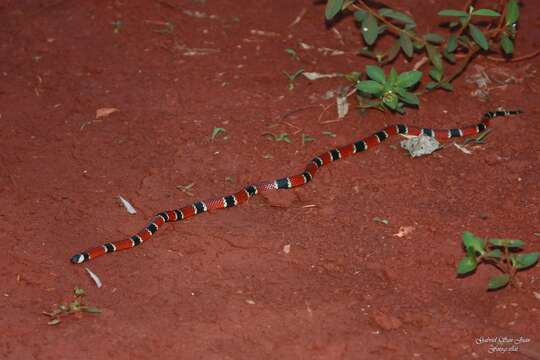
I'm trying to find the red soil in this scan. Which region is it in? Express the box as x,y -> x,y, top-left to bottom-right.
1,0 -> 539,359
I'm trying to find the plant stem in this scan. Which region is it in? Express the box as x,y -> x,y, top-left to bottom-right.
353,1 -> 425,44
442,46 -> 481,84
487,48 -> 540,62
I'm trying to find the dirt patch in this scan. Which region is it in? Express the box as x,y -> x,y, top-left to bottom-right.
1,0 -> 539,359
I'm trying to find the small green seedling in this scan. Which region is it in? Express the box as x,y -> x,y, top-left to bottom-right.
285,48 -> 300,61
457,231 -> 539,291
372,216 -> 389,225
210,127 -> 227,141
43,287 -> 100,325
356,65 -> 422,113
263,132 -> 292,144
282,68 -> 304,91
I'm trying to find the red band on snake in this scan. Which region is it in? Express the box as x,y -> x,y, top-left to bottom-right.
71,110 -> 522,264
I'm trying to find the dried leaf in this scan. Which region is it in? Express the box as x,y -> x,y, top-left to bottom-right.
393,226 -> 414,238
85,267 -> 103,288
336,94 -> 349,119
283,244 -> 291,254
118,195 -> 137,214
96,108 -> 119,119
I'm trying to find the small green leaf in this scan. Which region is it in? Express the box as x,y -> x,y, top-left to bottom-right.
345,71 -> 361,83
428,67 -> 442,82
396,70 -> 422,88
463,231 -> 486,255
362,14 -> 379,46
439,82 -> 453,91
396,90 -> 419,106
443,49 -> 456,63
485,249 -> 503,259
399,31 -> 413,57
211,127 -> 226,141
468,24 -> 489,50
472,9 -> 501,17
383,40 -> 401,64
505,0 -> 519,25
426,44 -> 443,70
325,0 -> 344,20
388,68 -> 398,84
285,48 -> 299,61
438,9 -> 469,17
378,8 -> 416,26
514,252 -> 540,270
365,65 -> 386,83
354,10 -> 367,22
423,33 -> 445,44
501,34 -> 514,55
489,239 -> 524,249
446,34 -> 458,53
372,216 -> 389,225
426,81 -> 439,90
457,256 -> 477,274
488,274 -> 510,290
357,80 -> 384,95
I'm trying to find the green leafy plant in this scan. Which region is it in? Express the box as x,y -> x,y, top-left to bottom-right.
457,231 -> 539,291
324,0 -> 521,113
43,287 -> 101,325
357,65 -> 421,113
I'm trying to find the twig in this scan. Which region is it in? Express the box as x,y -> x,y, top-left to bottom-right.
318,86 -> 356,123
413,56 -> 429,71
278,105 -> 323,121
487,48 -> 540,62
289,8 -> 307,27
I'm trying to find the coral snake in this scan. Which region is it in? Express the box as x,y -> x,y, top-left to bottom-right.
71,110 -> 521,264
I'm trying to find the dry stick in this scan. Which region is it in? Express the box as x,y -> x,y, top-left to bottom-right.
278,105 -> 324,121
413,56 -> 429,71
289,8 -> 307,27
487,48 -> 540,62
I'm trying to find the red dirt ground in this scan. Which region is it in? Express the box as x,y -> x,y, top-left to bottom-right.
1,0 -> 539,359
